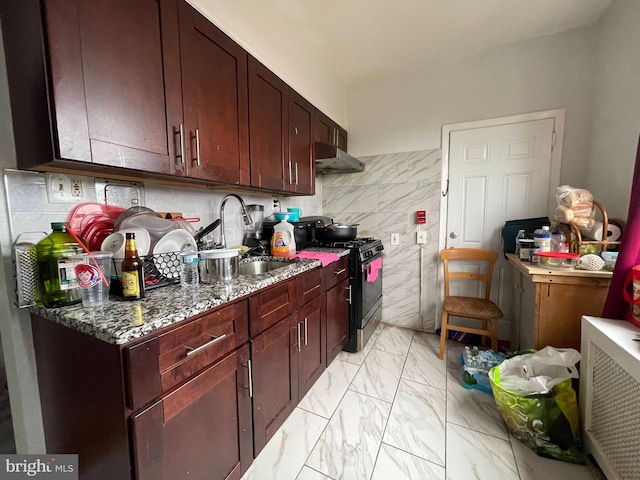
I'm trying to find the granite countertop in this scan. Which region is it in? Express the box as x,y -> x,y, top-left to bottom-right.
31,248 -> 349,345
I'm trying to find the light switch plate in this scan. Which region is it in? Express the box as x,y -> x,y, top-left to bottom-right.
417,231 -> 427,244
391,233 -> 400,245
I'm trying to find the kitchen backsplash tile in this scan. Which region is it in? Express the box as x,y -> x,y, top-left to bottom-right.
323,148 -> 441,331
4,170 -> 322,250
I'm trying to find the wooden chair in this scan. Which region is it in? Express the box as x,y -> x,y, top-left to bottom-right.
438,248 -> 504,359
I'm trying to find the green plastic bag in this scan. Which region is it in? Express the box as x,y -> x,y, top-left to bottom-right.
489,363 -> 585,464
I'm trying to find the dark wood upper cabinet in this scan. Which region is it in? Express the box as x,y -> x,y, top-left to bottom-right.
315,109 -> 347,152
178,2 -> 250,185
248,56 -> 288,191
0,0 -> 345,194
38,0 -> 183,173
288,91 -> 315,194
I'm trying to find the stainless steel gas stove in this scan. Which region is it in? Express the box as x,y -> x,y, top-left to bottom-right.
320,237 -> 384,352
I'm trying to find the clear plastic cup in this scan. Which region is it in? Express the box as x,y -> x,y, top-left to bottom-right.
72,252 -> 113,307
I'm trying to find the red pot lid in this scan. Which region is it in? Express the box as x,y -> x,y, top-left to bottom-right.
536,251 -> 580,259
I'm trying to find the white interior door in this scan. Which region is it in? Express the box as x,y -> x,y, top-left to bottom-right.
441,114 -> 562,340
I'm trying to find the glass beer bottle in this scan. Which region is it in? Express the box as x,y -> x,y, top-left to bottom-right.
121,233 -> 145,300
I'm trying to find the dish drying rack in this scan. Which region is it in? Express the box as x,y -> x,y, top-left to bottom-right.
13,240 -> 182,308
561,201 -> 621,254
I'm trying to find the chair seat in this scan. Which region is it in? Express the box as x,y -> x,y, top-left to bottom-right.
443,296 -> 504,320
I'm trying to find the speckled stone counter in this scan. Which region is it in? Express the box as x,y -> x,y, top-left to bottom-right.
31,249 -> 349,345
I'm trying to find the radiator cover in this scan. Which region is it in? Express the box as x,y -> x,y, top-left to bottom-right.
581,316 -> 640,480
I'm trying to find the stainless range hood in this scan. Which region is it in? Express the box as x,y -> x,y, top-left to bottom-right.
314,142 -> 365,175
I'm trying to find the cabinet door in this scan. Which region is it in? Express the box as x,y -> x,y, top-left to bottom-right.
297,267 -> 324,307
288,90 -> 315,194
43,0 -> 183,173
131,345 -> 253,480
315,110 -> 334,145
179,1 -> 250,185
249,279 -> 297,337
248,57 -> 287,191
251,317 -> 298,456
336,125 -> 348,151
296,295 -> 326,399
326,279 -> 349,364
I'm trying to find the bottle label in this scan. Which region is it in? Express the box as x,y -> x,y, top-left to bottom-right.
181,253 -> 198,265
272,232 -> 290,256
57,259 -> 80,290
122,271 -> 141,297
74,263 -> 100,288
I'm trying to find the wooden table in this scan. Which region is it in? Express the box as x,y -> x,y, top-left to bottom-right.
506,254 -> 612,351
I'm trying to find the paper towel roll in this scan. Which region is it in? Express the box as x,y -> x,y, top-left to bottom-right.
580,221 -> 622,242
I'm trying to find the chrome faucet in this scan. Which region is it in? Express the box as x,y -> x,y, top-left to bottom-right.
218,194 -> 253,249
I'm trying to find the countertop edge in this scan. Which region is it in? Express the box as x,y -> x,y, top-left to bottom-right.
30,249 -> 349,345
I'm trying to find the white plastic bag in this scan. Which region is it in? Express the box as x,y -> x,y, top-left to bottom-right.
498,346 -> 581,395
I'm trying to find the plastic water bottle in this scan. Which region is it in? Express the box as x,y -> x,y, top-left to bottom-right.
180,242 -> 199,287
515,229 -> 526,256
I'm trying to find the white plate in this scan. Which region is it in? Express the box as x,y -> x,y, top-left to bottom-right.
120,214 -> 175,239
101,228 -> 151,257
152,229 -> 196,255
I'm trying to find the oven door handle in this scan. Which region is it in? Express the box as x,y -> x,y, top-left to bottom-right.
361,253 -> 384,271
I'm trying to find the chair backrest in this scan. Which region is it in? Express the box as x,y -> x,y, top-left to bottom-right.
439,248 -> 498,300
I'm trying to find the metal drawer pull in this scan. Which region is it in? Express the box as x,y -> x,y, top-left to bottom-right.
289,160 -> 293,184
304,317 -> 308,346
175,124 -> 185,164
185,333 -> 227,357
295,163 -> 299,185
334,268 -> 347,275
347,285 -> 352,304
297,323 -> 301,352
194,128 -> 201,166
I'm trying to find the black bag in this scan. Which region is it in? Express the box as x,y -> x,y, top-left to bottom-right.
501,217 -> 550,255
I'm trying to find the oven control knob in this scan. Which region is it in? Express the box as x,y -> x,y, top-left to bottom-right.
376,245 -> 384,252
365,251 -> 372,258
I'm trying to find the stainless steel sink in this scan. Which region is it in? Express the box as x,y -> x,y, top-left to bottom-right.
238,261 -> 292,275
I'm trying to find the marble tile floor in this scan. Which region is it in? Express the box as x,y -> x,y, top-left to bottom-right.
241,324 -> 604,480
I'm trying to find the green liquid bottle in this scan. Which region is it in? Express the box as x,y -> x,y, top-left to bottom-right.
36,222 -> 84,308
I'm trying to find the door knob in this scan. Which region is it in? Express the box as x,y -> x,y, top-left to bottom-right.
449,232 -> 458,239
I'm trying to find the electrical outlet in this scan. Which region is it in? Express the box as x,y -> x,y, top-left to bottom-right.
391,233 -> 400,246
417,231 -> 427,244
70,178 -> 84,197
46,173 -> 88,204
272,198 -> 281,211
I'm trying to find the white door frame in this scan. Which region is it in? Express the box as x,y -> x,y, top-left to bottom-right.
435,108 -> 565,331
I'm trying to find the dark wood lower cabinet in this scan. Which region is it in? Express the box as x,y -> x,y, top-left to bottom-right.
296,294 -> 326,399
250,317 -> 298,456
131,345 -> 253,480
30,263 -> 345,479
326,279 -> 350,364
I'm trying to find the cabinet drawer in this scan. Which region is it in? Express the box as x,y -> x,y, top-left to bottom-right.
297,267 -> 324,306
249,279 -> 297,337
324,256 -> 348,290
125,300 -> 248,411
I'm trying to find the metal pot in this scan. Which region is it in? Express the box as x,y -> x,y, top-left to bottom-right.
199,249 -> 240,283
316,223 -> 358,243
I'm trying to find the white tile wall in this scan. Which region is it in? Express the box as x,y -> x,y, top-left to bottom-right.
4,170 -> 322,249
322,149 -> 442,331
